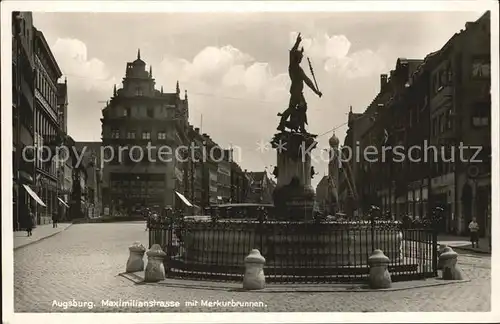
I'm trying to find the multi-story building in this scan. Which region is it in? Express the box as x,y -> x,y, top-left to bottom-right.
230,160 -> 248,203
200,133 -> 220,206
245,171 -> 275,204
216,149 -> 232,203
75,142 -> 103,218
426,11 -> 491,235
186,126 -> 205,209
33,27 -> 63,225
70,152 -> 88,219
56,135 -> 74,221
101,50 -> 189,216
12,11 -> 37,230
55,78 -> 72,220
57,78 -> 68,134
339,11 -> 491,236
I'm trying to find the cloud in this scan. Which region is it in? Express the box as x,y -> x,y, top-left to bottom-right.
51,38 -> 117,92
290,31 -> 387,79
159,45 -> 288,101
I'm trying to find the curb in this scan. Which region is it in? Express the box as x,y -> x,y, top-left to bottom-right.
72,217 -> 144,224
14,224 -> 74,251
451,246 -> 491,255
119,272 -> 470,293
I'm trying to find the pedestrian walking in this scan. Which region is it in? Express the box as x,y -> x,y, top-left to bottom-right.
52,213 -> 59,228
468,217 -> 480,248
26,208 -> 34,237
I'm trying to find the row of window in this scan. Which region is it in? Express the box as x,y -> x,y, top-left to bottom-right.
119,105 -> 180,119
36,65 -> 58,110
432,66 -> 452,95
431,107 -> 454,136
122,106 -> 154,118
471,59 -> 490,78
110,129 -> 167,140
431,59 -> 490,96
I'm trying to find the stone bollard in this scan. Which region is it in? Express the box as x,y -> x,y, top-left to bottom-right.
437,244 -> 447,270
368,249 -> 392,289
144,244 -> 167,282
439,246 -> 463,280
243,249 -> 266,290
126,241 -> 146,273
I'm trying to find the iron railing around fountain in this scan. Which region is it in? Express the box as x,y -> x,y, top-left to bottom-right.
149,218 -> 438,283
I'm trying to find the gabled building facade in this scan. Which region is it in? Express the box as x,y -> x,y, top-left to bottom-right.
101,50 -> 189,216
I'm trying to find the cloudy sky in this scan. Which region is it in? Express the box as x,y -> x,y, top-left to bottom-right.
32,10 -> 485,186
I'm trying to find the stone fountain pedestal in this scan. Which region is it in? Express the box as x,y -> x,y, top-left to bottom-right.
271,131 -> 318,221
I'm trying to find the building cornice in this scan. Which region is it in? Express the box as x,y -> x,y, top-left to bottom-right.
34,27 -> 62,78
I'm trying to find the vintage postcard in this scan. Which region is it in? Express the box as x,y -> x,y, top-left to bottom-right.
1,1 -> 498,323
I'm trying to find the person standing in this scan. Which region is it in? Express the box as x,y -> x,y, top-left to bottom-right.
468,217 -> 480,248
52,212 -> 59,228
26,207 -> 34,237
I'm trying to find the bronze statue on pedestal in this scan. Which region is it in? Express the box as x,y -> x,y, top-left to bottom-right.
277,33 -> 322,133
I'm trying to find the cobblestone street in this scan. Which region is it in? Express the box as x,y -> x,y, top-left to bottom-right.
14,222 -> 491,313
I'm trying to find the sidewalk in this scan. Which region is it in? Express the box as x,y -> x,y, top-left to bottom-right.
14,223 -> 73,250
438,234 -> 491,254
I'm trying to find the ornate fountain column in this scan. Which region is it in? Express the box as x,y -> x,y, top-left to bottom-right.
271,131 -> 318,221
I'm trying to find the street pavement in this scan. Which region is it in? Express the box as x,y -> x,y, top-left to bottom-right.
14,223 -> 73,250
438,234 -> 491,254
13,221 -> 491,312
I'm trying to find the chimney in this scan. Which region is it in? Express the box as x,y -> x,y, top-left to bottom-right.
380,74 -> 388,91
195,127 -> 200,134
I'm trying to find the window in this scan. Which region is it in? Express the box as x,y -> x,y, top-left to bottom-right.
142,132 -> 151,140
157,131 -> 167,140
471,102 -> 489,127
127,131 -> 136,139
472,59 -> 490,78
136,87 -> 143,96
111,129 -> 120,139
147,107 -> 154,118
124,107 -> 131,117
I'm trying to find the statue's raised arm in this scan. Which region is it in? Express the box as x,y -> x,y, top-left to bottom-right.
291,33 -> 302,52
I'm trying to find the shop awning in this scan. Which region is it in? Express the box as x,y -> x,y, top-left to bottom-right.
23,184 -> 46,207
175,191 -> 193,207
58,197 -> 69,208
